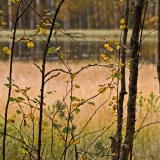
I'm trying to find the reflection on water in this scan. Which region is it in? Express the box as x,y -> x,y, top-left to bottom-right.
0,39 -> 157,63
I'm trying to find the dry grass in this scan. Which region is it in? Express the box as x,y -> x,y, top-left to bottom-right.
0,61 -> 160,159
0,60 -> 159,125
0,61 -> 159,114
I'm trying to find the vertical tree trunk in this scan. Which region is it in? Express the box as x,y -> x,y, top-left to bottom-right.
157,0 -> 160,92
93,0 -> 98,29
102,0 -> 107,29
36,0 -> 40,26
30,2 -> 34,29
87,8 -> 91,29
120,1 -> 145,160
78,12 -> 82,29
116,0 -> 129,159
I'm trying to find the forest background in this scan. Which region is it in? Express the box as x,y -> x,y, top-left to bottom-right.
0,0 -> 158,29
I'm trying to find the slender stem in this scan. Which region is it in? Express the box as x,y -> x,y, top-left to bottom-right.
37,0 -> 65,159
2,1 -> 23,160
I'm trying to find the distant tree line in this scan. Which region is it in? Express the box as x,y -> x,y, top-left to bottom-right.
0,0 -> 158,30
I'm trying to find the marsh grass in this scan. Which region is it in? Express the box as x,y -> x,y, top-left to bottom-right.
0,61 -> 160,159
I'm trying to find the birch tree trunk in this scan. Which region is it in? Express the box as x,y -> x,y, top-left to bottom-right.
120,0 -> 145,159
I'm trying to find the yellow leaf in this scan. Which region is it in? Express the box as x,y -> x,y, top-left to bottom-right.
71,73 -> 76,80
20,89 -> 27,97
40,28 -> 47,35
20,36 -> 26,40
72,103 -> 78,108
99,37 -> 105,40
66,139 -> 72,144
104,43 -> 110,49
10,0 -> 16,3
108,47 -> 113,52
76,98 -> 80,101
112,96 -> 117,100
73,139 -> 80,145
119,62 -> 125,66
74,84 -> 80,88
103,56 -> 109,61
101,53 -> 105,58
114,117 -> 118,121
101,53 -> 109,61
1,21 -> 7,25
120,25 -> 125,30
120,18 -> 125,24
111,110 -> 116,115
27,41 -> 34,48
116,45 -> 121,51
98,87 -> 107,94
6,49 -> 11,54
2,47 -> 8,52
41,128 -> 46,133
2,47 -> 11,54
113,105 -> 117,111
34,139 -> 38,143
8,118 -> 15,123
107,40 -> 113,43
108,101 -> 113,106
114,39 -> 119,45
21,149 -> 28,154
112,153 -> 116,156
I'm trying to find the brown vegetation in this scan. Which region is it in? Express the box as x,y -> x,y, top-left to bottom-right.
0,61 -> 158,115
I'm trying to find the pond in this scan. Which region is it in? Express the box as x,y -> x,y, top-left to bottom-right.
0,35 -> 158,63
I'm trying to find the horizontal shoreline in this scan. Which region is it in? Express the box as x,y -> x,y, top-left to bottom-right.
0,29 -> 157,42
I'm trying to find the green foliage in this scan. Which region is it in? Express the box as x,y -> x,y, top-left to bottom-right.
137,92 -> 160,113
94,140 -> 106,157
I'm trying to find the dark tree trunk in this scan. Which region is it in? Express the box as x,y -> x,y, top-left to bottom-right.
157,0 -> 160,92
120,1 -> 145,160
115,0 -> 129,159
